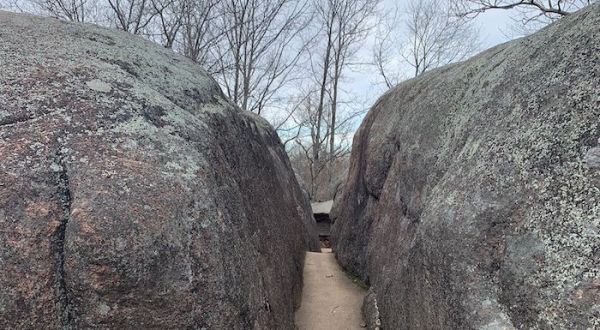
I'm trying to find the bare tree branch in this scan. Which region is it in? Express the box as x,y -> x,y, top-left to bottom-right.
452,0 -> 596,29
404,0 -> 480,77
215,0 -> 312,115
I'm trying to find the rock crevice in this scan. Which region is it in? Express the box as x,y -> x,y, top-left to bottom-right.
52,148 -> 73,330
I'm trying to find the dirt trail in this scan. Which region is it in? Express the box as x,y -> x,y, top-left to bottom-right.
295,249 -> 367,330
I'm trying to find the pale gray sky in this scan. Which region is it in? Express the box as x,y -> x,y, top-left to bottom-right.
336,2 -> 519,131
265,1 -> 523,147
262,1 -> 524,144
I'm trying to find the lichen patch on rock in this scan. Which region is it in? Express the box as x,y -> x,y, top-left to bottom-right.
85,79 -> 112,93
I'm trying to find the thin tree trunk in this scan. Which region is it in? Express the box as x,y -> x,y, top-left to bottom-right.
330,16 -> 344,157
315,8 -> 336,172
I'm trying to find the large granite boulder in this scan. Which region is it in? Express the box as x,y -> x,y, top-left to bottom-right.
332,4 -> 600,329
0,12 -> 319,329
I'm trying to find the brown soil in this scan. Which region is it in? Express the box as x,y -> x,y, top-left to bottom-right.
295,250 -> 367,330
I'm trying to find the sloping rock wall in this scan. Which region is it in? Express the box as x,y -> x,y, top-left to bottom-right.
0,12 -> 319,329
332,4 -> 600,329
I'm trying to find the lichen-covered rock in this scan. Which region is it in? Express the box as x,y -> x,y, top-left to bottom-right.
332,4 -> 600,329
361,288 -> 381,330
0,11 -> 319,329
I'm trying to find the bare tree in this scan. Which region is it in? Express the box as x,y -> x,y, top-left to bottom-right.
309,0 -> 378,171
287,89 -> 357,199
282,80 -> 367,199
178,0 -> 222,72
213,0 -> 312,115
372,11 -> 401,89
146,0 -> 185,48
289,142 -> 350,201
327,0 -> 378,156
12,0 -> 96,22
106,0 -> 156,34
277,0 -> 379,200
456,0 -> 595,18
373,0 -> 478,82
453,0 -> 595,21
310,0 -> 335,172
405,0 -> 479,77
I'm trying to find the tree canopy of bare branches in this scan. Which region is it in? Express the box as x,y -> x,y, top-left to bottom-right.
106,0 -> 156,34
178,0 -> 221,70
13,0 -> 95,22
285,90 -> 360,199
274,0 -> 380,199
213,0 -> 312,114
147,0 -> 185,48
452,0 -> 597,28
303,0 -> 378,174
374,0 -> 479,84
284,0 -> 379,197
405,0 -> 479,77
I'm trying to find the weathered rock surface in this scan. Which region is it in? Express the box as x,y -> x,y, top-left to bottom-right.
332,4 -> 600,329
361,288 -> 381,330
0,12 -> 319,329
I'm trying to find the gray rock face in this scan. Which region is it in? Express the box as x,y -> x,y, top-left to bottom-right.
0,12 -> 319,329
361,288 -> 381,330
332,4 -> 600,329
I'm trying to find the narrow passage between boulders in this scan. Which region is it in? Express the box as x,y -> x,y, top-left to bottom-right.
295,249 -> 367,330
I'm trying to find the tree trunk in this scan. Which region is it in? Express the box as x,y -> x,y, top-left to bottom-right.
315,8 -> 336,173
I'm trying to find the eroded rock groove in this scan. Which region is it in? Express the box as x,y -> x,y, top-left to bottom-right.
53,149 -> 73,330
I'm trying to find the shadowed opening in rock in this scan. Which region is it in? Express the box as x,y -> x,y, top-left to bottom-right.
311,200 -> 334,249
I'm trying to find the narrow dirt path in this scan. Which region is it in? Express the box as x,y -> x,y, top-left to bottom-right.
295,249 -> 367,330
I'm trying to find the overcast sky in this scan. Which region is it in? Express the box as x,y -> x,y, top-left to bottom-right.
268,1 -> 522,138
347,2 -> 518,109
